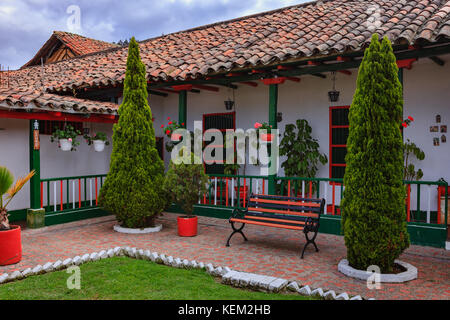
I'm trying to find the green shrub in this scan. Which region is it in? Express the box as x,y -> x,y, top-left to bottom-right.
163,148 -> 209,216
280,119 -> 327,178
99,37 -> 167,228
341,34 -> 409,273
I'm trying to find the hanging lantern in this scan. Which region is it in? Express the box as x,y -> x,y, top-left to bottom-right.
328,71 -> 340,102
224,87 -> 235,110
277,112 -> 283,123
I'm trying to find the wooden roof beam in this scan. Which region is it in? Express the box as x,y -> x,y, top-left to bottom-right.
430,56 -> 445,66
308,61 -> 352,76
192,84 -> 220,92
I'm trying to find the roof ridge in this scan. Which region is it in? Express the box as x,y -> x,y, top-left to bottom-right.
53,30 -> 118,45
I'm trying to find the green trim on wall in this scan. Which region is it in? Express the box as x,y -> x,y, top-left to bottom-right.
29,120 -> 41,209
168,205 -> 447,248
44,207 -> 110,226
8,209 -> 28,222
268,84 -> 278,195
178,90 -> 187,128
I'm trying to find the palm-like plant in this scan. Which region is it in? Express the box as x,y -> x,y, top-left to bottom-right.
0,167 -> 35,230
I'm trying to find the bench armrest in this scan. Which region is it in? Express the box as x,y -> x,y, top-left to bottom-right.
230,208 -> 248,220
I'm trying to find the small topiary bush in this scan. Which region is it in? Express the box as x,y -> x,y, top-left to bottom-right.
341,34 -> 410,273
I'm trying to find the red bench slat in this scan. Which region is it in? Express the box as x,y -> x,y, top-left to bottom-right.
247,207 -> 319,218
250,198 -> 321,207
230,218 -> 304,231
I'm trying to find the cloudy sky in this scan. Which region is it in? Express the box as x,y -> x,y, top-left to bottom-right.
0,0 -> 310,70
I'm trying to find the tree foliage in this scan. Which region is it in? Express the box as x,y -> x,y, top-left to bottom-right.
99,37 -> 167,228
341,34 -> 410,273
163,148 -> 209,216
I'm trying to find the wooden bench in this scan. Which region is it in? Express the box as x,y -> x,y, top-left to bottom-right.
226,193 -> 325,258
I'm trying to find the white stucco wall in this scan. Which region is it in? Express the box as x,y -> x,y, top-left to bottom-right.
1,54 -> 448,215
0,118 -> 30,211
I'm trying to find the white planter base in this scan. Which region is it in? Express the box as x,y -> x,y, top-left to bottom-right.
338,259 -> 418,283
113,224 -> 162,234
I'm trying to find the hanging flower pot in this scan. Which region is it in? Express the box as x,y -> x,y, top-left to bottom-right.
171,133 -> 182,141
51,124 -> 81,151
93,140 -> 106,152
261,133 -> 274,142
59,139 -> 73,152
84,132 -> 110,152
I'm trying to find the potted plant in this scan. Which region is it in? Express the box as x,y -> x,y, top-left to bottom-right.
0,167 -> 35,266
84,132 -> 110,152
163,147 -> 209,237
279,119 -> 327,197
254,122 -> 274,142
50,124 -> 81,151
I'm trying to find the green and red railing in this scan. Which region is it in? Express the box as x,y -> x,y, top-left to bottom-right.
40,174 -> 107,213
202,174 -> 449,225
39,173 -> 448,226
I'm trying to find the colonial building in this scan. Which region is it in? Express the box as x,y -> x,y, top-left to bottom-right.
0,0 -> 449,247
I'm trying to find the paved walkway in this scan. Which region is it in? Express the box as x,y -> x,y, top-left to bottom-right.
1,213 -> 449,300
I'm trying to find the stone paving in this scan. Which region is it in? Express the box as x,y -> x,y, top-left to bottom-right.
1,213 -> 449,300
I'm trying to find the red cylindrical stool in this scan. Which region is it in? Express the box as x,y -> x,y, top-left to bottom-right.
177,216 -> 198,237
0,225 -> 22,266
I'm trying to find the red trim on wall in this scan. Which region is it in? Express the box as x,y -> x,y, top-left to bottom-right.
0,110 -> 117,123
329,106 -> 350,180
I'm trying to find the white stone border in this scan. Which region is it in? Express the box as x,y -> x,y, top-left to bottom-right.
0,247 -> 373,300
338,259 -> 418,283
113,224 -> 162,234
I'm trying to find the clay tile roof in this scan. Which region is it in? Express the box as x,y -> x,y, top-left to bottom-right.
1,0 -> 450,114
21,31 -> 118,68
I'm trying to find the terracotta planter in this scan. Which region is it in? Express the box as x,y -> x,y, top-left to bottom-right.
177,216 -> 198,237
260,133 -> 274,142
0,225 -> 22,266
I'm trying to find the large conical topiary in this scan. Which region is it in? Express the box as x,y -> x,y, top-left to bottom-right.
341,34 -> 410,273
99,37 -> 167,228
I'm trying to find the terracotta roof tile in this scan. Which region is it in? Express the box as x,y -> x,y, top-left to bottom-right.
1,0 -> 449,114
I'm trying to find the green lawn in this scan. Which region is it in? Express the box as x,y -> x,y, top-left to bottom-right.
0,257 -> 314,300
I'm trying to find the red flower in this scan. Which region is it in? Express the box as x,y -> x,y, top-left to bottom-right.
166,129 -> 171,135
167,117 -> 171,120
402,122 -> 408,128
254,122 -> 262,129
168,121 -> 173,125
182,123 -> 185,126
408,116 -> 414,122
160,125 -> 164,128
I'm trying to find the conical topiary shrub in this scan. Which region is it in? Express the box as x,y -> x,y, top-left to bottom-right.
99,37 -> 167,229
341,34 -> 410,273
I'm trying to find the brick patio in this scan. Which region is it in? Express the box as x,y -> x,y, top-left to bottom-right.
1,213 -> 449,300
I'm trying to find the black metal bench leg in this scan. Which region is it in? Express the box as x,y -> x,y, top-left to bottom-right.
301,230 -> 319,259
226,222 -> 248,247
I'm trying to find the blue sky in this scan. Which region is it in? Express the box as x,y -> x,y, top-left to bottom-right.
0,0 -> 310,70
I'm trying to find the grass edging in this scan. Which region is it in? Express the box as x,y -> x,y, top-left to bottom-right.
0,246 -> 371,300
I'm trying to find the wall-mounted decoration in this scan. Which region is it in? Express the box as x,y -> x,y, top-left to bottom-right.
436,115 -> 441,123
433,137 -> 440,146
441,125 -> 447,133
430,126 -> 439,133
442,135 -> 447,143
